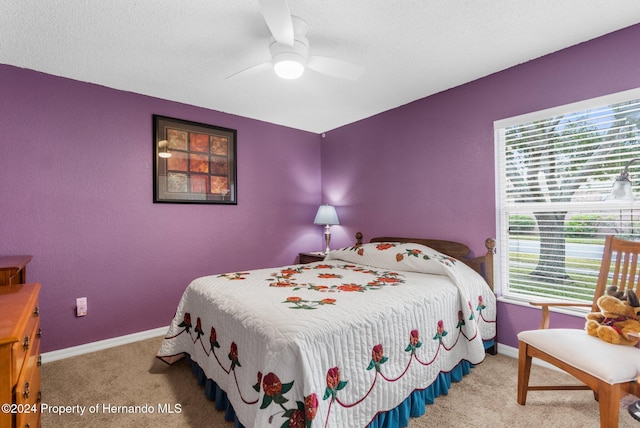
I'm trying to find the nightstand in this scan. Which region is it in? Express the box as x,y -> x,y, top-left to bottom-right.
299,252 -> 326,264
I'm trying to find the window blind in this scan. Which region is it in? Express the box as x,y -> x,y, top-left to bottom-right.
495,88 -> 640,303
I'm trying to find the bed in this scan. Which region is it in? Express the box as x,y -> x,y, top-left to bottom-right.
156,233 -> 497,427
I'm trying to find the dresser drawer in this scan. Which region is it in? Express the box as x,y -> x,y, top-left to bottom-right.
10,299 -> 39,386
0,282 -> 41,428
14,342 -> 41,428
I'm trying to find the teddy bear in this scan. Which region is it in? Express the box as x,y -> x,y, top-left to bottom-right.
585,286 -> 640,346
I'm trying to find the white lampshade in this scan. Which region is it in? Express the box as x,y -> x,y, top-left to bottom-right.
314,205 -> 339,225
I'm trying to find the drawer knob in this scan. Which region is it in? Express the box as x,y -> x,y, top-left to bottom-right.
23,381 -> 30,399
23,336 -> 30,351
33,306 -> 39,317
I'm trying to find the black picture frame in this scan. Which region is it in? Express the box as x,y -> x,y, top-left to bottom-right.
153,115 -> 237,204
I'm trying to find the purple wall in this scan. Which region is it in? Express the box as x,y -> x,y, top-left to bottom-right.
321,24 -> 640,349
0,65 -> 322,352
2,24 -> 639,353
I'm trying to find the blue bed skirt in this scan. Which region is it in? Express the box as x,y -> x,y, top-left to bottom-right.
188,339 -> 495,428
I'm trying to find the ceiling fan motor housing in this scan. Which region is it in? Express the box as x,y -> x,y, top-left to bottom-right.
270,35 -> 309,64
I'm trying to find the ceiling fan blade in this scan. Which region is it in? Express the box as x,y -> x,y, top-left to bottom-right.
225,61 -> 272,80
259,0 -> 294,46
306,56 -> 365,81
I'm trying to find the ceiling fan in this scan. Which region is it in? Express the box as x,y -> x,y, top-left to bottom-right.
227,0 -> 364,81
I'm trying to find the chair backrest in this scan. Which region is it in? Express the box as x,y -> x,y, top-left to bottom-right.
592,235 -> 640,312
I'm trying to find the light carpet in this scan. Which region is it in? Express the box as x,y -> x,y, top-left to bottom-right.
40,336 -> 639,427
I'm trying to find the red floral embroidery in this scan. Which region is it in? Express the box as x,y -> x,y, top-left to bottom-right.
263,372 -> 282,396
288,409 -> 305,428
433,320 -> 448,342
367,344 -> 389,372
271,280 -> 295,287
372,344 -> 384,362
210,327 -> 220,350
318,273 -> 341,279
404,329 -> 423,355
326,367 -> 341,390
195,317 -> 203,336
375,276 -> 401,283
305,393 -> 318,421
375,243 -> 395,250
259,372 -> 294,412
178,313 -> 192,332
323,367 -> 347,402
410,329 -> 420,346
218,272 -> 251,280
284,296 -> 336,309
337,284 -> 363,292
228,342 -> 241,370
455,311 -> 465,329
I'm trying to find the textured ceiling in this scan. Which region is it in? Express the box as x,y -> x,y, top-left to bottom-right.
2,1 -> 640,133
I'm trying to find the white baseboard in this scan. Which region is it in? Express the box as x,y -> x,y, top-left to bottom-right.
495,342 -> 563,372
41,326 -> 169,363
496,342 -> 518,358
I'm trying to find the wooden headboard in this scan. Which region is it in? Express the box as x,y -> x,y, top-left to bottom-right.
354,232 -> 496,291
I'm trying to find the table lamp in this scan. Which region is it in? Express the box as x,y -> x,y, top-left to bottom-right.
314,205 -> 339,254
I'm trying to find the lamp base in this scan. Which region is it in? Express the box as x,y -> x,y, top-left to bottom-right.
323,225 -> 332,254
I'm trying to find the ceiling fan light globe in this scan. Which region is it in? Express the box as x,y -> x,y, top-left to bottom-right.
274,59 -> 304,79
270,40 -> 307,80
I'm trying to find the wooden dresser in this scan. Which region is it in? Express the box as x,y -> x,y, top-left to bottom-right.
0,256 -> 32,286
0,283 -> 41,428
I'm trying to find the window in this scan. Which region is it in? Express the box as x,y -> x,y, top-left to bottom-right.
495,88 -> 640,304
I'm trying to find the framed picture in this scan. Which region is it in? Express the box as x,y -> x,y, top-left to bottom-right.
153,115 -> 237,204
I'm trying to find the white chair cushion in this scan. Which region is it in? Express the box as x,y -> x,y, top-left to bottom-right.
518,328 -> 640,384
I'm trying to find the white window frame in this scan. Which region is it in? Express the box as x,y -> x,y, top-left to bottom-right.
494,87 -> 640,308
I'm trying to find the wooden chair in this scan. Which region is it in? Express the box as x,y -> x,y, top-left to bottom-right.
517,235 -> 640,428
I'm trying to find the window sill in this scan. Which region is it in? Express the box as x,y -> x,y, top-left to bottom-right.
497,295 -> 590,318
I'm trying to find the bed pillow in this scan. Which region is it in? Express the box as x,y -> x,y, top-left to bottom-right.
325,242 -> 458,275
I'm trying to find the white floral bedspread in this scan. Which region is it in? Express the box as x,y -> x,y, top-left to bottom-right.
156,242 -> 496,427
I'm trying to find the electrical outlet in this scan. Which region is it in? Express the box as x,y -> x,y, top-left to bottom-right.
76,297 -> 87,317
